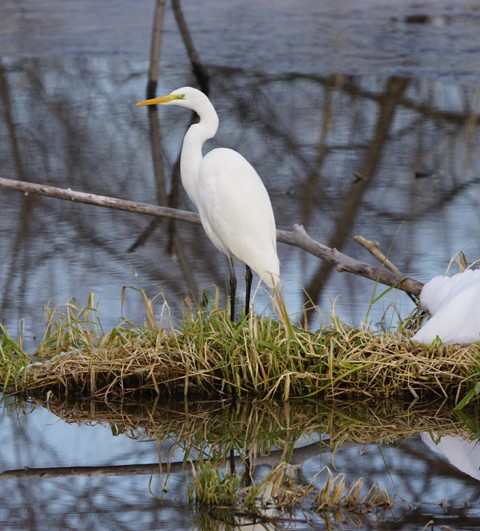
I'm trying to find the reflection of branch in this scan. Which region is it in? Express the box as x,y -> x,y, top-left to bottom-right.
0,440 -> 325,480
305,73 -> 479,127
304,77 -> 410,309
0,463 -> 166,479
171,0 -> 209,92
0,66 -> 36,314
146,0 -> 167,99
366,174 -> 480,223
0,177 -> 423,296
0,66 -> 25,179
302,83 -> 333,226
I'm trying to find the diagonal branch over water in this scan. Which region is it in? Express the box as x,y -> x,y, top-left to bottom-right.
0,177 -> 423,296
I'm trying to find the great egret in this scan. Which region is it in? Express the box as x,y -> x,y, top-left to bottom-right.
136,87 -> 280,320
411,269 -> 480,344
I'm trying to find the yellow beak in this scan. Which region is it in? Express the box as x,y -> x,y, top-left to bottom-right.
135,94 -> 184,106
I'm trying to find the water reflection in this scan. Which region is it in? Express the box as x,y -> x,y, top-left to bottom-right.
1,58 -> 480,345
2,1 -> 480,529
421,432 -> 480,482
1,397 -> 479,529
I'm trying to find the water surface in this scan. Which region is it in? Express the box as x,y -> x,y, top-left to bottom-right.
1,1 -> 480,529
1,397 -> 479,529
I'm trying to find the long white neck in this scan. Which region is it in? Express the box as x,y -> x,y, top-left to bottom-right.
180,102 -> 219,207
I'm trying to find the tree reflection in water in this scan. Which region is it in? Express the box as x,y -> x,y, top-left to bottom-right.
1,60 -> 480,343
1,397 -> 479,528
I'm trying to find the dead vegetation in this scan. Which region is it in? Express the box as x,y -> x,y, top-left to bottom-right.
0,291 -> 479,404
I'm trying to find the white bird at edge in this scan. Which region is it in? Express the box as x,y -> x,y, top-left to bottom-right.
411,269 -> 480,344
136,86 -> 280,321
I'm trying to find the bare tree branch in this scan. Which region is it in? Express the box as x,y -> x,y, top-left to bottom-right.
279,225 -> 423,296
0,177 -> 200,223
0,463 -> 168,479
0,177 -> 424,296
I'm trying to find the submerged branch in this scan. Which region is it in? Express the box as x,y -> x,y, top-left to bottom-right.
0,177 -> 423,296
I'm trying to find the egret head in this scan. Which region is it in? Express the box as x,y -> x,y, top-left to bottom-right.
135,86 -> 207,109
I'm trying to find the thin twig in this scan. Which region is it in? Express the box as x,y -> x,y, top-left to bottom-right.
354,235 -> 402,276
354,234 -> 419,304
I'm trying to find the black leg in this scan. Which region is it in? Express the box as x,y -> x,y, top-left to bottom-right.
245,265 -> 252,317
229,448 -> 236,474
228,257 -> 237,321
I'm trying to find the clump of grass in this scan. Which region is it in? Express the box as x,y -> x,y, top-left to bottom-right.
0,291 -> 479,403
188,460 -> 393,528
37,293 -> 105,357
0,324 -> 31,391
312,467 -> 392,512
188,460 -> 241,508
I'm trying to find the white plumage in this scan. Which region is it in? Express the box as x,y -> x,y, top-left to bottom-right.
411,269 -> 480,344
198,146 -> 278,287
136,87 -> 279,319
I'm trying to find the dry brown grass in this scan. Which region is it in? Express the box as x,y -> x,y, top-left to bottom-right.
0,293 -> 479,403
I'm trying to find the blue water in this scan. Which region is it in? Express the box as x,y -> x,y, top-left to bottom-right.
1,1 -> 480,528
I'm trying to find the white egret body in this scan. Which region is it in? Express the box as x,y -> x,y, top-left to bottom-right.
411,269 -> 480,344
136,87 -> 279,319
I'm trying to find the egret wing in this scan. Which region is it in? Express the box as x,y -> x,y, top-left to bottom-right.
197,147 -> 279,286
